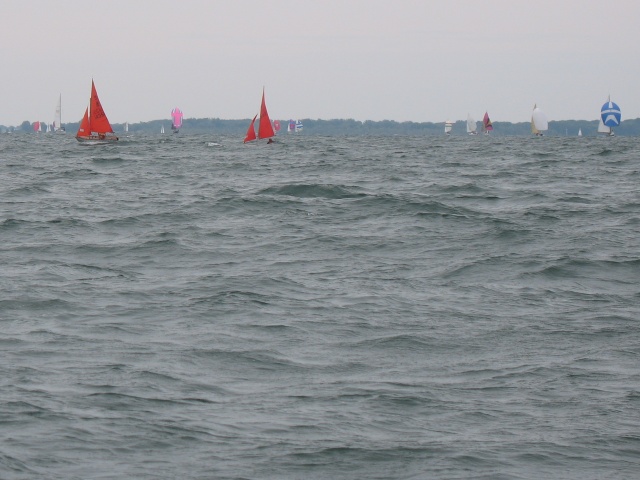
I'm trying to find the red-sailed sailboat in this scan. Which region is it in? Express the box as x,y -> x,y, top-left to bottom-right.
244,88 -> 275,143
482,111 -> 493,135
76,80 -> 119,144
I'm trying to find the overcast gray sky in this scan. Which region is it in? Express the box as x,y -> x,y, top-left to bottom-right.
2,0 -> 638,126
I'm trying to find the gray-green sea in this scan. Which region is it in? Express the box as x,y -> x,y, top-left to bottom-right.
1,133 -> 639,479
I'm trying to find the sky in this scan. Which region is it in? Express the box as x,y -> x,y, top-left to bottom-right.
2,0 -> 639,126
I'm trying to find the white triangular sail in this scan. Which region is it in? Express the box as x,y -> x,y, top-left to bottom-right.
466,114 -> 477,134
444,120 -> 453,134
597,118 -> 611,134
53,94 -> 64,132
531,105 -> 548,135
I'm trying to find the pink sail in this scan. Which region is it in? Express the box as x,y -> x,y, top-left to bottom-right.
171,108 -> 183,131
483,111 -> 493,133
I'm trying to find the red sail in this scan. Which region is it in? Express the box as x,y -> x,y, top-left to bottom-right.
244,115 -> 258,143
76,108 -> 90,138
483,112 -> 493,131
89,80 -> 114,133
257,89 -> 275,139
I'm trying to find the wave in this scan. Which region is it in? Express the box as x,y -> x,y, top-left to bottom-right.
260,183 -> 366,199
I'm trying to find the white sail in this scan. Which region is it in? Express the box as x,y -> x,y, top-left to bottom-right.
597,118 -> 610,134
532,106 -> 548,134
578,128 -> 582,137
466,114 -> 477,134
161,125 -> 165,134
53,94 -> 63,132
444,120 -> 453,134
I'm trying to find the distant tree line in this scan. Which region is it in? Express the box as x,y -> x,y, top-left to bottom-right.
3,117 -> 640,136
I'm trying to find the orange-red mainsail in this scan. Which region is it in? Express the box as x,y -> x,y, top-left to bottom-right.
258,89 -> 275,140
89,80 -> 114,134
76,80 -> 118,142
244,88 -> 275,143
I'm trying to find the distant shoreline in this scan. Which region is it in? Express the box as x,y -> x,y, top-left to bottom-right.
3,117 -> 639,136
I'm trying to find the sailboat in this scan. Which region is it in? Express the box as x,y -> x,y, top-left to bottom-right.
531,104 -> 548,136
466,114 -> 477,135
161,124 -> 165,134
295,119 -> 303,132
76,80 -> 119,143
171,108 -> 183,133
244,88 -> 275,143
599,95 -> 621,137
482,112 -> 493,135
124,122 -> 129,133
597,119 -> 610,135
578,128 -> 582,137
53,94 -> 65,133
444,120 -> 453,135
288,119 -> 295,133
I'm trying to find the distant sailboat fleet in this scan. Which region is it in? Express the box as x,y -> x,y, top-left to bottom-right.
441,98 -> 622,137
445,112 -> 492,136
23,80 -> 624,141
288,119 -> 303,133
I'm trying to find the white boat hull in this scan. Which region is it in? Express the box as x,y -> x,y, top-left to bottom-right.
76,134 -> 119,144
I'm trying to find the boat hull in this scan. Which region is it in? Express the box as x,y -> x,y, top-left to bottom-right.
76,134 -> 119,144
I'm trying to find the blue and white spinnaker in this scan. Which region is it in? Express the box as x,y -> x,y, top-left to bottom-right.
600,96 -> 621,128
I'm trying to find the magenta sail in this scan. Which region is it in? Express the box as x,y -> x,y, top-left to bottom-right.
171,108 -> 183,133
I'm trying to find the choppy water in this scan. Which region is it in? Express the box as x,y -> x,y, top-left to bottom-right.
1,132 -> 639,479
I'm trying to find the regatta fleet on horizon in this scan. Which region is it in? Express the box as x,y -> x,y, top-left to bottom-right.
21,80 -> 623,141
